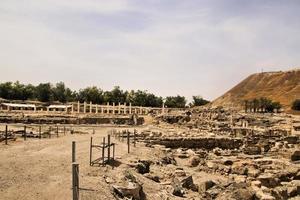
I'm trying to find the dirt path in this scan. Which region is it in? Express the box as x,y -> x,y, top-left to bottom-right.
0,125 -> 145,200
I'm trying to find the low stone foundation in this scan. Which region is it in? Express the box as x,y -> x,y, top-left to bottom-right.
0,113 -> 144,125
146,137 -> 243,150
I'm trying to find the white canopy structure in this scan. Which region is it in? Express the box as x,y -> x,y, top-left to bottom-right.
47,105 -> 72,112
48,105 -> 72,109
0,103 -> 36,111
1,103 -> 36,108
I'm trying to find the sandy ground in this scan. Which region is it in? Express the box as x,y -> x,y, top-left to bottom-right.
0,124 -> 150,200
0,124 -> 227,200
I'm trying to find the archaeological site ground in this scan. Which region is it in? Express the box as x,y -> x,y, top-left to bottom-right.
0,70 -> 300,200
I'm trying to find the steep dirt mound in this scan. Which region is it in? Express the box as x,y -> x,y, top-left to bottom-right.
212,69 -> 300,111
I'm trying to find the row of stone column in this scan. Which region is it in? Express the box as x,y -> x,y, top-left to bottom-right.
72,102 -> 149,115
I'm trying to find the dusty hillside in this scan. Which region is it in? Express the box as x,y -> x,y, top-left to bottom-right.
212,69 -> 300,110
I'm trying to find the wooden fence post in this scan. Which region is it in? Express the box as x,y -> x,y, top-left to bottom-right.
5,125 -> 8,145
89,137 -> 93,166
24,126 -> 27,141
112,144 -> 115,161
39,126 -> 42,139
72,163 -> 79,200
72,141 -> 76,163
127,131 -> 130,153
134,129 -> 136,147
102,137 -> 105,165
107,134 -> 111,163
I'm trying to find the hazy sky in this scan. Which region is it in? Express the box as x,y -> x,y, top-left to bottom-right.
0,0 -> 299,101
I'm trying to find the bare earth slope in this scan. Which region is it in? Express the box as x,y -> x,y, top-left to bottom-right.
212,69 -> 300,110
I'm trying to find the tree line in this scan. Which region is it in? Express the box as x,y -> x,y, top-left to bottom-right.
0,81 -> 210,108
244,97 -> 282,113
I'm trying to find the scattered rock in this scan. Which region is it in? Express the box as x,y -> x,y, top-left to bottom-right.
174,169 -> 186,177
144,173 -> 160,183
188,156 -> 201,167
291,150 -> 300,161
112,182 -> 142,200
136,160 -> 150,174
180,175 -> 198,191
198,180 -> 217,193
161,156 -> 177,165
172,178 -> 184,197
243,146 -> 262,155
258,173 -> 280,188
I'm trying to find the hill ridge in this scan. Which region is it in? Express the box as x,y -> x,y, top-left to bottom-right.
212,69 -> 300,111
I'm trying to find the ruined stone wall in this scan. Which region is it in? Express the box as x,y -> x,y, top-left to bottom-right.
0,114 -> 144,125
147,137 -> 243,150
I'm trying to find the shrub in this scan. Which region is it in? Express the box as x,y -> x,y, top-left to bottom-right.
292,99 -> 300,111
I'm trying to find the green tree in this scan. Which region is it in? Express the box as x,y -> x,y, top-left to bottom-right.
0,82 -> 13,99
52,82 -> 67,103
244,100 -> 249,112
292,99 -> 300,111
35,83 -> 53,102
165,95 -> 186,108
77,86 -> 103,104
191,96 -> 210,107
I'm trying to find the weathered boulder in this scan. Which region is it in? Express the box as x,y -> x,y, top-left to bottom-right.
136,160 -> 150,174
172,178 -> 184,197
291,150 -> 300,161
188,156 -> 201,167
144,173 -> 160,183
174,169 -> 186,177
231,163 -> 248,175
180,176 -> 198,191
112,182 -> 142,200
233,175 -> 247,184
227,188 -> 255,200
258,173 -> 280,188
287,186 -> 298,197
251,180 -> 262,188
254,189 -> 276,200
270,186 -> 287,200
160,156 -> 177,165
243,146 -> 262,155
223,159 -> 234,166
198,180 -> 217,193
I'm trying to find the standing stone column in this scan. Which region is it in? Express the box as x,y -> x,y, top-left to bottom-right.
107,102 -> 110,114
135,108 -> 137,114
34,106 -> 36,112
71,104 -> 74,113
112,102 -> 115,114
139,107 -> 142,115
124,103 -> 127,115
129,103 -> 132,114
96,104 -> 98,114
162,102 -> 165,115
83,102 -> 85,113
77,101 -> 80,113
118,102 -> 121,114
90,101 -> 92,113
101,106 -> 104,114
